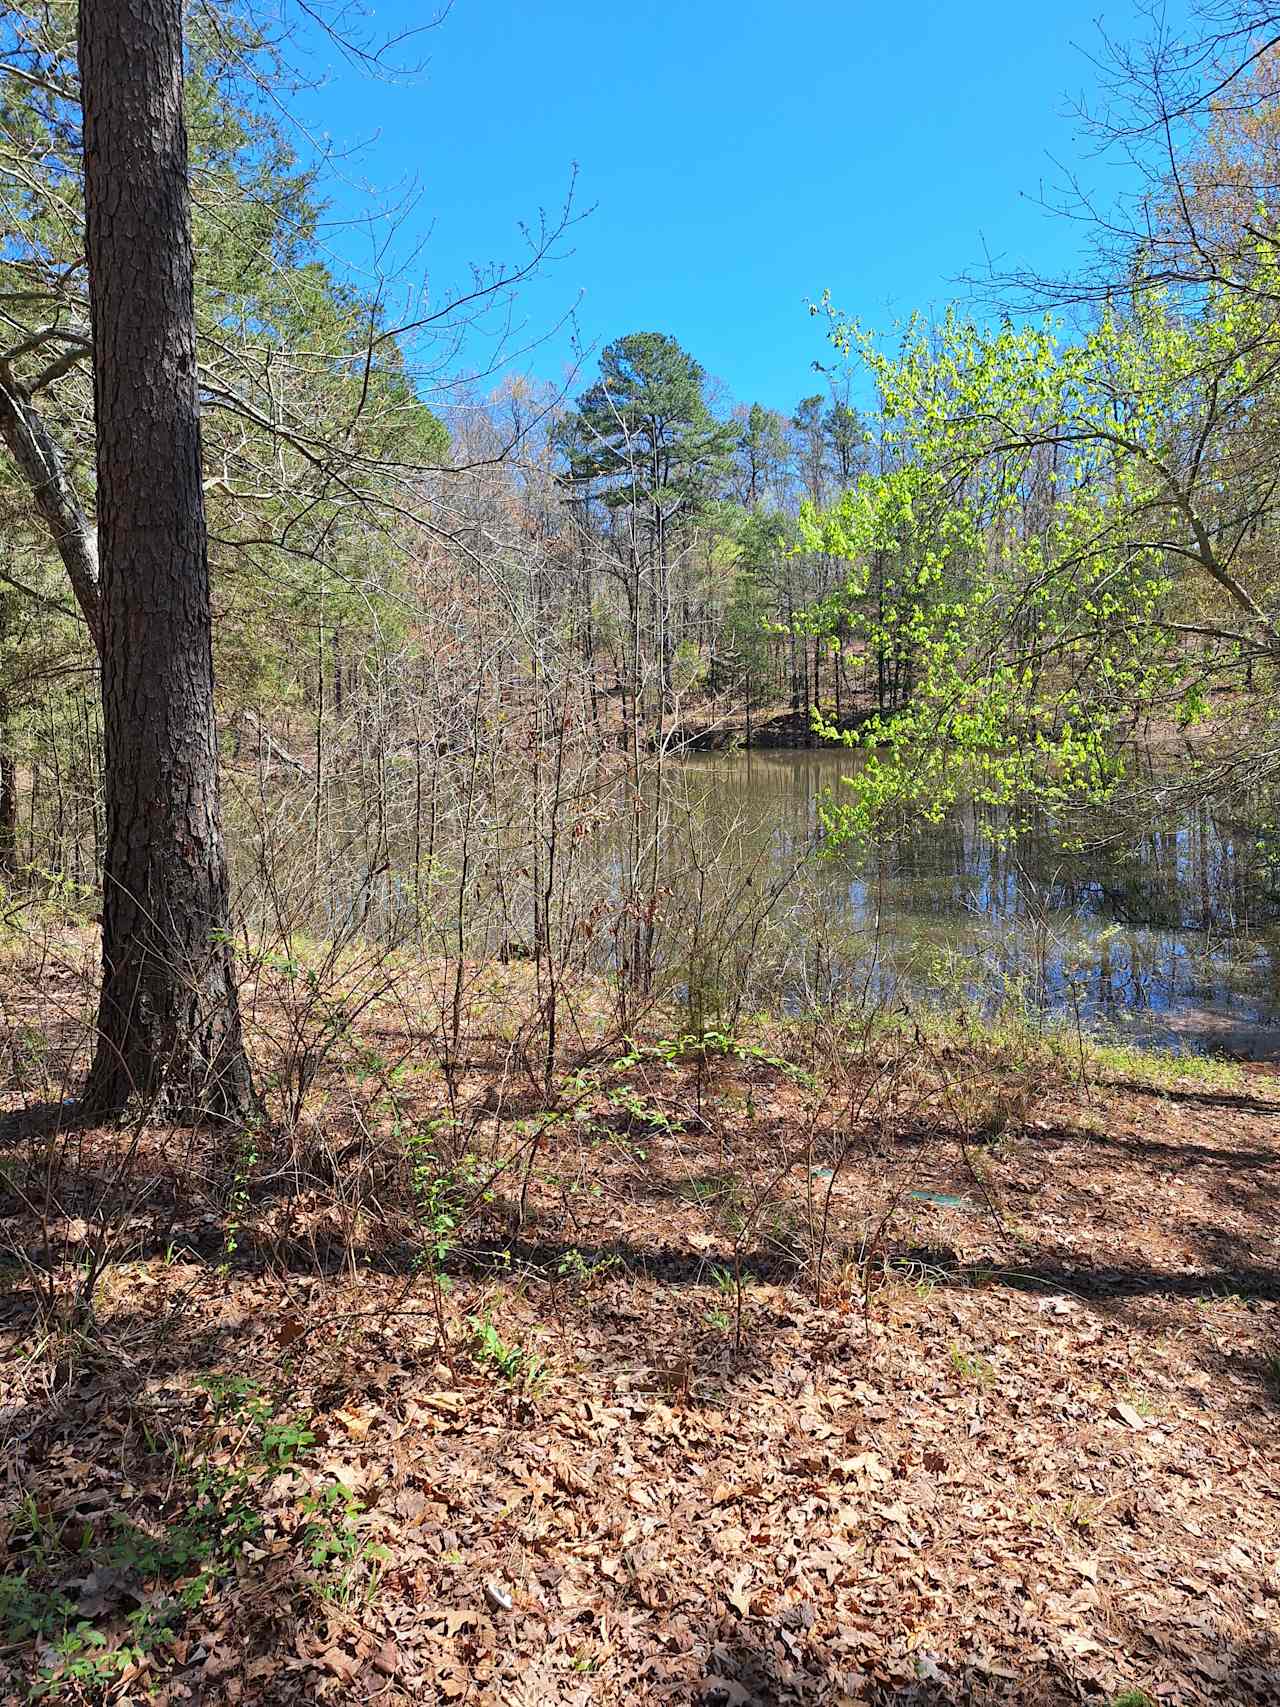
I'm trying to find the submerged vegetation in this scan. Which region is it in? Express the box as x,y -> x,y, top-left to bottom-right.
0,0 -> 1279,1701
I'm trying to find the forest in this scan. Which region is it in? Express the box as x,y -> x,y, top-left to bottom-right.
0,0 -> 1277,1703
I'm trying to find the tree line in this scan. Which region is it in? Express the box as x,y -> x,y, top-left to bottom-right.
0,0 -> 1277,1119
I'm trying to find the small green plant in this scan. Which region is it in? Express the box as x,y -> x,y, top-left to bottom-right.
0,1460 -> 264,1698
467,1314 -> 546,1387
1055,1494 -> 1105,1535
1110,1690 -> 1156,1707
37,1618 -> 158,1699
677,1171 -> 745,1212
1118,1386 -> 1158,1419
605,1082 -> 672,1141
197,1374 -> 315,1466
298,1484 -> 387,1607
701,1264 -> 737,1331
948,1342 -> 996,1386
0,1575 -> 76,1648
555,1247 -> 618,1288
1,1372 -> 378,1698
405,1120 -> 494,1269
199,1370 -> 265,1420
221,1122 -> 262,1265
613,1032 -> 812,1084
259,1413 -> 316,1468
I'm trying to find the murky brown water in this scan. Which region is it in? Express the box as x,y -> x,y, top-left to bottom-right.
257,743 -> 1280,1059
673,749 -> 1280,1058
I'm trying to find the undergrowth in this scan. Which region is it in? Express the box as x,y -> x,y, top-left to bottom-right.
0,1374 -> 383,1699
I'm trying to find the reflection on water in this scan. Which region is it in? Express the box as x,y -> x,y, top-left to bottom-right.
675,749 -> 1280,1058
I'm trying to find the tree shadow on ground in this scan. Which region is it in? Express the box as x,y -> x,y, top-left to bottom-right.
0,1298 -> 392,1704
998,1116 -> 1278,1174
1096,1076 -> 1280,1117
682,1620 -> 1280,1705
3,1067 -> 1277,1431
3,1207 -> 1278,1306
0,1098 -> 98,1147
3,1194 -> 1278,1704
6,1283 -> 1277,1707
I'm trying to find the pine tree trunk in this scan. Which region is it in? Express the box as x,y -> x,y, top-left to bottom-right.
0,592 -> 16,880
79,0 -> 255,1120
0,688 -> 16,880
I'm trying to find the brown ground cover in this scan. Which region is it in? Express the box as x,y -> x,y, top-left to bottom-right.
1,980 -> 1278,1706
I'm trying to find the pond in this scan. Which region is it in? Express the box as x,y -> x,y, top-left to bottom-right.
671,748 -> 1280,1059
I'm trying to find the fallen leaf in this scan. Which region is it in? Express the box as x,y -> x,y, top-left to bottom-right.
372,1640 -> 399,1677
726,1565 -> 753,1618
440,1609 -> 479,1636
1109,1401 -> 1147,1430
319,1647 -> 359,1683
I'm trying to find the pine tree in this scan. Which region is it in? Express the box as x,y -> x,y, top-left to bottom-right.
557,333 -> 736,525
79,0 -> 255,1118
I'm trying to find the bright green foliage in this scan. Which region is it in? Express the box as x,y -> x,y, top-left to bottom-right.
468,1314 -> 546,1386
796,272 -> 1280,843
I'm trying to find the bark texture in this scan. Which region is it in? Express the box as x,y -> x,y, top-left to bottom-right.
79,0 -> 255,1118
0,366 -> 103,652
0,710 -> 16,880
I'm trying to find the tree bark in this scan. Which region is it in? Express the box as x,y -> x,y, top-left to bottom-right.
79,0 -> 255,1119
0,591 -> 16,879
0,366 -> 103,652
0,688 -> 16,880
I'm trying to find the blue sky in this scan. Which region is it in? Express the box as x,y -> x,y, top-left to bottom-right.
289,0 -> 1184,414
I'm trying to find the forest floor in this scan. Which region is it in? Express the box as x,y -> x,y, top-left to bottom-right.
1,968 -> 1278,1706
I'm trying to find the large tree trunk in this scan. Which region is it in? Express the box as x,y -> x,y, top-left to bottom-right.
78,0 -> 255,1119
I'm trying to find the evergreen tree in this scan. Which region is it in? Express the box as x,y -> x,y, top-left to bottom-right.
79,0 -> 255,1117
557,333 -> 736,699
792,394 -> 830,503
734,402 -> 790,508
825,401 -> 865,483
556,333 -> 736,527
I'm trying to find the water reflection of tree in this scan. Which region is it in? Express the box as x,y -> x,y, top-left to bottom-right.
675,753 -> 1280,1037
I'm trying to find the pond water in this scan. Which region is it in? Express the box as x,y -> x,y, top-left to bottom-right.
672,748 -> 1280,1059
